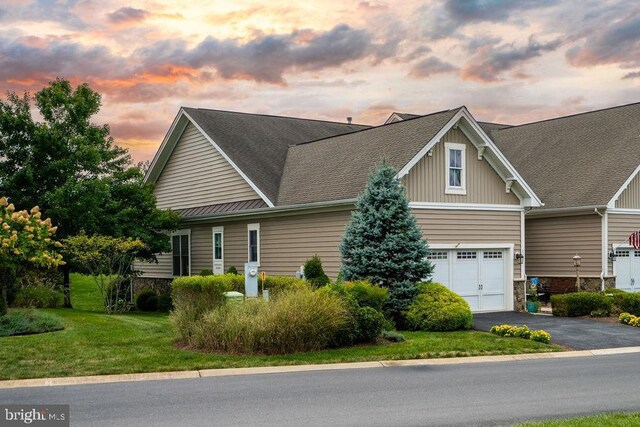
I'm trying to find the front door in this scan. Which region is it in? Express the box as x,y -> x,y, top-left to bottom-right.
212,226 -> 224,275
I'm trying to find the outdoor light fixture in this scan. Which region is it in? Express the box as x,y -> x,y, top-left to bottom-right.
573,254 -> 582,292
609,249 -> 617,260
515,252 -> 525,264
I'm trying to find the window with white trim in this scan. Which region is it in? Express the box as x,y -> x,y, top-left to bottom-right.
172,230 -> 190,276
445,142 -> 466,195
247,223 -> 260,264
427,251 -> 448,260
457,251 -> 477,259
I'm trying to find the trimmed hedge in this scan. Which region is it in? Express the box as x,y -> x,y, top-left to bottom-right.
551,292 -> 612,317
611,292 -> 640,316
405,283 -> 473,332
341,281 -> 388,312
259,276 -> 309,296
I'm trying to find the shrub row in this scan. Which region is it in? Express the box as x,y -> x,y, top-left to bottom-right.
405,283 -> 473,332
490,324 -> 551,344
550,292 -> 612,317
13,286 -> 64,309
609,292 -> 640,316
134,289 -> 172,312
619,312 -> 640,327
187,287 -> 348,354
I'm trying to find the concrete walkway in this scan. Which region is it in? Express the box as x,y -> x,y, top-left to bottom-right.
474,311 -> 640,349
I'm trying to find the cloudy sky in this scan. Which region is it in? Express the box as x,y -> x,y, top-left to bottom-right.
1,0 -> 639,161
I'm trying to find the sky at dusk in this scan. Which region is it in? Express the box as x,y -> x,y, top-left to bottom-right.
1,0 -> 639,161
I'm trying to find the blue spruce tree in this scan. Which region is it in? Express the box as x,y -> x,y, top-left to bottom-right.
340,162 -> 433,327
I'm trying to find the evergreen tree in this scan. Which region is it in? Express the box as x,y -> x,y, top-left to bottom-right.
340,162 -> 432,326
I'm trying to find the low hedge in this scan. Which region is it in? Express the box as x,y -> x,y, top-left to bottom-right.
490,324 -> 551,344
551,292 -> 612,317
341,281 -> 388,312
135,289 -> 158,311
611,292 -> 640,316
405,283 -> 473,332
13,286 -> 64,309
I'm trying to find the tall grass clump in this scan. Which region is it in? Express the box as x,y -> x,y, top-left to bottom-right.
189,287 -> 348,354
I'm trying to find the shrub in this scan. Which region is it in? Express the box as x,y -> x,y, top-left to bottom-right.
135,289 -> 159,311
190,287 -> 348,354
551,292 -> 611,317
303,255 -> 330,288
353,306 -> 385,343
259,276 -> 309,296
619,312 -> 640,327
13,286 -> 64,309
199,269 -> 214,276
611,292 -> 640,316
384,280 -> 419,329
405,283 -> 473,332
381,330 -> 406,342
171,275 -> 234,341
0,309 -> 64,337
226,266 -> 238,275
158,292 -> 173,312
489,324 -> 551,344
341,281 -> 388,311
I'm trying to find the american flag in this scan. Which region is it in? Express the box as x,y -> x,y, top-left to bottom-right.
630,231 -> 640,249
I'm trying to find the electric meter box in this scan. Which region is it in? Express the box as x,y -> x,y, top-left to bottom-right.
244,262 -> 259,297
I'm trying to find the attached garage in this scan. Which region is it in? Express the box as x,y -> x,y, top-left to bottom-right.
613,247 -> 640,292
428,246 -> 513,312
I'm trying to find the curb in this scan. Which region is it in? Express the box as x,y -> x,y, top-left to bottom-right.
2,346 -> 640,389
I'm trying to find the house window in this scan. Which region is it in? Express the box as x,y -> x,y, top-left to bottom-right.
247,223 -> 260,264
445,142 -> 466,195
172,230 -> 190,276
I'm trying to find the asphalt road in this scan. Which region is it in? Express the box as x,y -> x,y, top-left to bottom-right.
3,354 -> 640,426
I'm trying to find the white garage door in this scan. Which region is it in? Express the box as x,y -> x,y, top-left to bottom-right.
428,249 -> 507,311
614,249 -> 640,292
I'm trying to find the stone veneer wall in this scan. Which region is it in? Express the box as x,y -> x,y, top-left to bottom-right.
533,276 -> 615,298
132,277 -> 173,296
513,280 -> 526,312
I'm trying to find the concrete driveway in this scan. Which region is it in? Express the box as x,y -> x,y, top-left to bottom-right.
473,312 -> 640,350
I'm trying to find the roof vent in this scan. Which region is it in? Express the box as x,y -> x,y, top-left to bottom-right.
347,116 -> 352,124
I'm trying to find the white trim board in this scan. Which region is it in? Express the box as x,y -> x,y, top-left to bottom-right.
607,208 -> 640,215
608,164 -> 640,208
410,202 -> 523,211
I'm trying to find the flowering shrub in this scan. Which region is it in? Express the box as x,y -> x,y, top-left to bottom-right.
0,196 -> 64,315
619,312 -> 640,327
490,324 -> 551,344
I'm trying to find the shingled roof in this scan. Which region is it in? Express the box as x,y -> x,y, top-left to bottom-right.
277,108 -> 461,205
182,108 -> 369,204
491,102 -> 640,209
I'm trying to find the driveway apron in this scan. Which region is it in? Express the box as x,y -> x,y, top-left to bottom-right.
473,312 -> 640,350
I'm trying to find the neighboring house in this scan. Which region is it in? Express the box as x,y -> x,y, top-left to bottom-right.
486,102 -> 640,294
137,106 -> 542,312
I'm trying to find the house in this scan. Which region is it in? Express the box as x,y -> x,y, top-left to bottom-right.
137,105 -> 543,312
486,103 -> 640,295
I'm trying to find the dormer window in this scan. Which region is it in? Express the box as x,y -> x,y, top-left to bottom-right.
445,142 -> 466,195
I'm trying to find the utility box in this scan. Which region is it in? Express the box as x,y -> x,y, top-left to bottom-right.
223,291 -> 244,305
244,262 -> 259,297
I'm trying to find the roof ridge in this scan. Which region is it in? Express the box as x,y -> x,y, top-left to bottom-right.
495,101 -> 640,131
292,107 -> 460,147
182,106 -> 371,128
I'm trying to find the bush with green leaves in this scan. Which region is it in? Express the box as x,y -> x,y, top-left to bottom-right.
135,289 -> 158,311
489,324 -> 551,344
171,275 -> 234,340
341,281 -> 388,311
199,269 -> 214,276
405,283 -> 473,332
226,266 -> 238,275
257,276 -> 309,297
381,330 -> 405,342
619,312 -> 640,327
551,292 -> 611,317
339,163 -> 432,327
13,286 -> 63,309
610,292 -> 640,316
0,309 -> 64,337
188,287 -> 348,354
303,255 -> 330,288
158,292 -> 172,312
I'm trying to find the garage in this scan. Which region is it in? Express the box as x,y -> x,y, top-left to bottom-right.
614,248 -> 640,292
427,248 -> 510,312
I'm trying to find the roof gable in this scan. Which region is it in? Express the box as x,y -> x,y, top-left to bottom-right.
491,102 -> 640,209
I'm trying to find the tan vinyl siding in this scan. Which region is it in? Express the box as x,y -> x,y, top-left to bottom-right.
136,253 -> 173,278
526,214 -> 602,276
608,213 -> 640,275
402,128 -> 519,205
412,209 -> 522,279
154,122 -> 260,210
615,172 -> 640,208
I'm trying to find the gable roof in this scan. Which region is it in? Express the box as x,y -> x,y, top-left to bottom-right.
146,108 -> 368,205
491,102 -> 640,209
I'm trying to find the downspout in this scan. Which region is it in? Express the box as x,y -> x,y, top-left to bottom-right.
594,208 -> 605,291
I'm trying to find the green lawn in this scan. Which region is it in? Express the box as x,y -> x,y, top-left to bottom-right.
518,412 -> 640,426
0,274 -> 561,381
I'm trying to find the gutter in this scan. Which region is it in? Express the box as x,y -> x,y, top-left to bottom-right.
525,205 -> 607,217
180,198 -> 357,223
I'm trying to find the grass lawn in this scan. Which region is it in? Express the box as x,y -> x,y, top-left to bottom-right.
0,274 -> 561,380
518,412 -> 640,426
